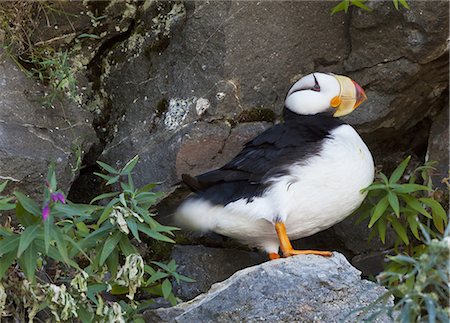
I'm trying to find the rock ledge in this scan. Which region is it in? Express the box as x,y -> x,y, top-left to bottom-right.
145,252 -> 392,322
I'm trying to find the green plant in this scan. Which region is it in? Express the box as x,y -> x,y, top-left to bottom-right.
331,0 -> 410,15
358,156 -> 447,249
354,157 -> 449,322
0,156 -> 192,322
360,225 -> 449,323
21,48 -> 79,108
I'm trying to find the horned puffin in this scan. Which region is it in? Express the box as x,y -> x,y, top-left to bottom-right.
176,72 -> 374,260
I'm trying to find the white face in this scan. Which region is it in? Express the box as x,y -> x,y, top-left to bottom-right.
285,73 -> 341,115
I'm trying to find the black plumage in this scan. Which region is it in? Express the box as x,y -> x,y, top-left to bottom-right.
182,110 -> 346,206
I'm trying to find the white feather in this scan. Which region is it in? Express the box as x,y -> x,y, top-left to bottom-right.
285,73 -> 340,115
176,125 -> 374,253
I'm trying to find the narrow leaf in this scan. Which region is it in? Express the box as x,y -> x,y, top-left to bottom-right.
420,198 -> 448,223
17,224 -> 40,257
406,214 -> 420,240
90,191 -> 119,204
399,0 -> 410,9
0,235 -> 19,256
137,224 -> 175,243
351,0 -> 372,11
0,251 -> 16,278
19,243 -> 38,282
389,156 -> 410,184
368,196 -> 389,228
387,191 -> 400,217
106,175 -> 120,186
401,194 -> 432,218
377,217 -> 387,244
0,181 -> 8,193
96,161 -> 120,174
99,231 -> 122,266
390,183 -> 430,194
161,279 -> 172,299
126,218 -> 140,242
14,192 -> 40,215
122,155 -> 139,174
390,218 -> 409,245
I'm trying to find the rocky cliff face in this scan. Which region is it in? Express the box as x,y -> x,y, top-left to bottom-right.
0,0 -> 448,282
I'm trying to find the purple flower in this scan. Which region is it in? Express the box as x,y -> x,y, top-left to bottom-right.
42,203 -> 50,221
51,192 -> 66,204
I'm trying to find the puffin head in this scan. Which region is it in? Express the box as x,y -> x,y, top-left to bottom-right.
285,72 -> 367,117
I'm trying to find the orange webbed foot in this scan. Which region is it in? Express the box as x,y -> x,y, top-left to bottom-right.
275,221 -> 333,258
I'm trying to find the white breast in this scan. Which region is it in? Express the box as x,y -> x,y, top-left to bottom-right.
176,125 -> 374,253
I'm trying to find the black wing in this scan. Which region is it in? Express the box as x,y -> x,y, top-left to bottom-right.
182,113 -> 344,205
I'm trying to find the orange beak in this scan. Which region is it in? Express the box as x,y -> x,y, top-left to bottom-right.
352,80 -> 367,110
331,75 -> 368,117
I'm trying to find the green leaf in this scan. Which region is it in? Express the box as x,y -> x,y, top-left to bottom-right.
86,283 -> 108,305
0,181 -> 8,193
137,183 -> 159,194
90,191 -> 120,204
362,183 -> 388,192
44,213 -> 52,253
73,223 -> 112,257
0,235 -> 19,256
331,0 -> 350,15
99,231 -> 123,266
76,221 -> 90,234
420,198 -> 448,223
390,183 -> 430,193
379,173 -> 389,185
118,235 -> 137,256
106,175 -> 120,186
390,218 -> 409,245
94,172 -> 113,182
119,193 -> 127,207
137,223 -> 175,243
0,251 -> 16,278
432,210 -> 445,233
398,0 -> 410,9
389,156 -> 410,183
78,33 -> 101,39
122,155 -> 139,174
387,191 -> 400,217
17,224 -> 40,257
19,242 -> 38,281
351,0 -> 372,12
126,218 -> 140,242
393,0 -> 399,10
377,217 -> 387,244
406,214 -> 420,240
106,249 -> 119,277
110,284 -> 129,295
368,196 -> 389,228
14,192 -> 40,215
161,279 -> 172,299
97,161 -> 120,174
77,306 -> 93,323
52,226 -> 78,268
401,194 -> 432,218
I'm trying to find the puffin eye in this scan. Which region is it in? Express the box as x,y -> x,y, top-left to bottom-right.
311,75 -> 320,92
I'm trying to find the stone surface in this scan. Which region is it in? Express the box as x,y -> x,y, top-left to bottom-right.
426,102 -> 449,190
0,49 -> 96,200
145,253 -> 393,322
171,245 -> 267,301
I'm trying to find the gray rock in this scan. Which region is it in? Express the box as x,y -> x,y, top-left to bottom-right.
0,49 -> 96,201
146,253 -> 393,322
426,102 -> 449,190
171,245 -> 266,301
